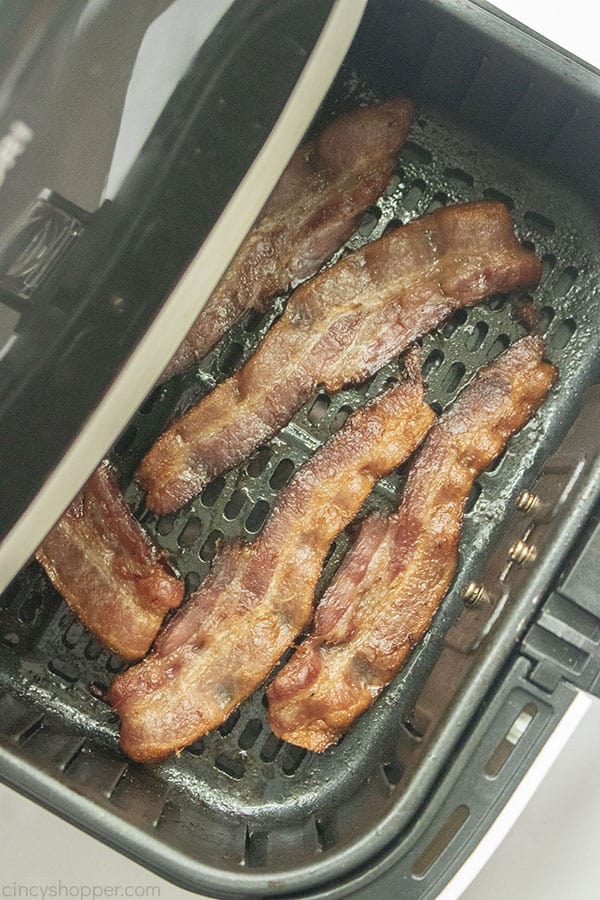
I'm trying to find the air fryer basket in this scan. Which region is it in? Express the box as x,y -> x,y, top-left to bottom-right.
1,1 -> 600,898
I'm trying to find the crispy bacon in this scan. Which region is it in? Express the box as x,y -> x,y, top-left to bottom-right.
161,99 -> 414,379
109,361 -> 435,762
138,201 -> 542,515
267,336 -> 556,752
36,463 -> 184,661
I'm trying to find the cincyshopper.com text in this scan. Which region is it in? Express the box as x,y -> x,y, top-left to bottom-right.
1,884 -> 160,899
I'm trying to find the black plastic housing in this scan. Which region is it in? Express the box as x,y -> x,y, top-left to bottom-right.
0,2 -> 600,899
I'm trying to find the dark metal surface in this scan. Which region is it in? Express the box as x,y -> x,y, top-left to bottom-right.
1,0 -> 600,897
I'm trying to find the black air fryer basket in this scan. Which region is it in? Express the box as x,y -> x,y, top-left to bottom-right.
1,1 -> 600,898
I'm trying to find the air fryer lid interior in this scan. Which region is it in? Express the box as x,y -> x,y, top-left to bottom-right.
1,1 -> 600,899
0,0 -> 349,581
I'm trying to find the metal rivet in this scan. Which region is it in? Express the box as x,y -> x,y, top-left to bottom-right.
508,540 -> 537,565
463,582 -> 489,606
516,490 -> 540,513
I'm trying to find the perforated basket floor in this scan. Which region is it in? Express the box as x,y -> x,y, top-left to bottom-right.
1,60 -> 599,898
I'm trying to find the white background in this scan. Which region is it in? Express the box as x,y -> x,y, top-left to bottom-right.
1,1 -> 599,899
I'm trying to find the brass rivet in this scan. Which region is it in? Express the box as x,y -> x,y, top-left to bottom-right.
516,490 -> 540,513
463,581 -> 489,606
509,540 -> 537,565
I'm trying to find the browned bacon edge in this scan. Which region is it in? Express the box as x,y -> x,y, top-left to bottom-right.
137,201 -> 542,516
267,336 -> 557,752
36,462 -> 184,661
161,99 -> 414,379
109,358 -> 435,762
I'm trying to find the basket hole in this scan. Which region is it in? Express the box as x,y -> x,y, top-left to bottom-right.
444,167 -> 474,190
403,718 -> 424,740
219,708 -> 241,736
524,210 -> 555,236
403,179 -> 427,212
17,717 -> 44,745
426,191 -> 448,213
383,217 -> 403,237
106,655 -> 126,674
487,446 -> 508,473
465,481 -> 482,514
139,386 -> 165,416
246,500 -> 270,534
483,188 -> 514,210
245,829 -> 268,868
465,320 -> 489,352
384,171 -> 402,197
48,659 -> 79,684
183,573 -> 202,598
538,305 -> 555,333
280,745 -> 307,776
88,681 -> 108,700
63,621 -> 85,648
224,490 -> 246,521
269,459 -> 295,491
382,761 -> 404,786
260,732 -> 283,762
487,294 -> 507,311
487,333 -> 510,360
402,142 -> 432,166
201,476 -> 226,507
243,309 -> 264,333
178,517 -> 202,549
199,529 -> 224,562
219,342 -> 244,376
214,753 -> 245,780
357,205 -> 381,237
541,253 -> 557,282
554,266 -> 578,296
441,308 -> 468,338
238,718 -> 263,750
307,393 -> 330,425
114,425 -> 138,458
331,404 -> 353,432
156,514 -> 177,536
485,702 -> 537,778
550,318 -> 576,351
442,361 -> 466,394
422,348 -> 444,379
246,447 -> 272,478
84,638 -> 103,661
186,738 -> 205,757
315,816 -> 337,851
17,595 -> 39,625
412,805 -> 470,878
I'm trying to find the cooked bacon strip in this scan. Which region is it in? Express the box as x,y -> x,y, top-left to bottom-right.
36,462 -> 184,661
109,362 -> 435,762
138,201 -> 542,515
267,336 -> 556,752
161,99 -> 414,379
